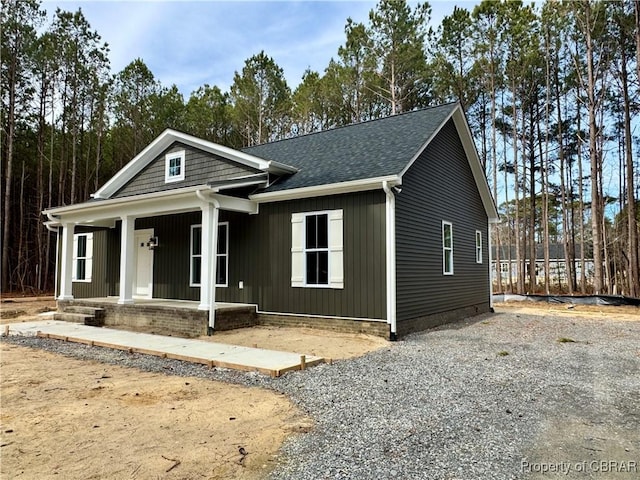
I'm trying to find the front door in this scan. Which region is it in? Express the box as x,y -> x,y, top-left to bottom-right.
134,229 -> 154,298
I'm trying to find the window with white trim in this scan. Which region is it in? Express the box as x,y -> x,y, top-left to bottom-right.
165,150 -> 185,183
475,230 -> 482,264
291,210 -> 343,289
216,223 -> 228,286
72,233 -> 93,282
305,213 -> 329,285
190,225 -> 202,286
190,223 -> 228,287
442,221 -> 453,275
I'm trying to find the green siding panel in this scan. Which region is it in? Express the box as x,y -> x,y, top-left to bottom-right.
252,192 -> 387,320
71,228 -> 111,298
69,191 -> 386,321
395,119 -> 490,323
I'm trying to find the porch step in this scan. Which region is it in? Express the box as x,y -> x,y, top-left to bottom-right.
64,306 -> 105,319
55,306 -> 105,327
53,312 -> 92,324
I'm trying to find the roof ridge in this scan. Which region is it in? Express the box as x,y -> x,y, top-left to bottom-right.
244,101 -> 460,150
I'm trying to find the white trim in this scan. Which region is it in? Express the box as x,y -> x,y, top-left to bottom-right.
94,129 -> 297,199
190,224 -> 202,287
118,216 -> 136,305
251,175 -> 401,203
190,222 -> 229,288
133,228 -> 154,298
398,104 -> 499,222
303,211 -> 331,287
58,223 -> 75,300
488,219 -> 494,309
382,181 -> 397,336
475,230 -> 483,264
44,187 -> 258,225
292,209 -> 343,289
442,221 -> 454,275
215,222 -> 229,288
164,150 -> 185,183
256,309 -> 387,323
72,232 -> 93,283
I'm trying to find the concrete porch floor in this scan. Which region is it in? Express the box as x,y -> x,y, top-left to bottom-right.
5,320 -> 324,377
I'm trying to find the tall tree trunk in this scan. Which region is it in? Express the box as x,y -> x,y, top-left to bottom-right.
2,52 -> 17,292
528,105 -> 537,293
513,81 -> 524,294
584,1 -> 604,294
556,78 -> 575,293
620,26 -> 640,297
36,73 -> 48,292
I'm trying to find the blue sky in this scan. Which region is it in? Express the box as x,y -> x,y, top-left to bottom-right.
44,1 -> 478,97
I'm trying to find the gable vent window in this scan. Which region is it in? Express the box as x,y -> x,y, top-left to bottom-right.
291,210 -> 343,289
72,233 -> 93,282
442,221 -> 454,275
165,150 -> 185,183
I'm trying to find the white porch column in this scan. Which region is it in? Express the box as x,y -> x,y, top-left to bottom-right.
195,193 -> 220,333
198,202 -> 214,310
58,223 -> 75,300
118,215 -> 136,304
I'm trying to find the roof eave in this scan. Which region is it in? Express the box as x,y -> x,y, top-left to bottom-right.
250,175 -> 401,203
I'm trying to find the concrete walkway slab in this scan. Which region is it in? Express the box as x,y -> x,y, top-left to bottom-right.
3,320 -> 324,377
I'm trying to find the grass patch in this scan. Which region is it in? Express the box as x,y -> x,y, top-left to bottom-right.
497,350 -> 510,356
557,337 -> 576,343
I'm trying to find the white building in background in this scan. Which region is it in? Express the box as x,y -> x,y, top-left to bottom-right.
491,244 -> 594,289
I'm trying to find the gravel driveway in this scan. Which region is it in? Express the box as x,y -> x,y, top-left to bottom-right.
4,310 -> 639,479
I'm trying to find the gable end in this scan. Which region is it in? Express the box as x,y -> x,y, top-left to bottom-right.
113,142 -> 262,198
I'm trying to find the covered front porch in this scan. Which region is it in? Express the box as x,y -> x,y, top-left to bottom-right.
45,183 -> 262,334
57,297 -> 258,338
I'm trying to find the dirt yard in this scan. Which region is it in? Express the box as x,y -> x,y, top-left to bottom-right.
1,297 -> 637,479
0,343 -> 313,479
494,301 -> 639,321
0,297 -> 388,479
204,326 -> 389,360
0,296 -> 56,324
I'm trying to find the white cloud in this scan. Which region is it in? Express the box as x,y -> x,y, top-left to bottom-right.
43,1 -> 470,97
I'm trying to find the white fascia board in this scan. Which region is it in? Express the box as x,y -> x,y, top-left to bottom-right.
398,103 -> 499,222
450,108 -> 500,221
94,129 -> 297,199
249,175 -> 401,203
45,186 -> 258,225
267,160 -> 299,175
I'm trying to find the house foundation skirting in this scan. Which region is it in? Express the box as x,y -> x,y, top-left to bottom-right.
255,312 -> 390,338
58,300 -> 209,338
396,303 -> 491,337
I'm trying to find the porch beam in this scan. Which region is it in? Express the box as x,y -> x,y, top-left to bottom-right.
58,223 -> 75,300
118,215 -> 135,304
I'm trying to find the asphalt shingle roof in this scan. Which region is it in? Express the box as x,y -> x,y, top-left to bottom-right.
243,102 -> 458,192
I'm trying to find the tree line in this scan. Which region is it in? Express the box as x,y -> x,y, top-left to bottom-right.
1,0 -> 639,297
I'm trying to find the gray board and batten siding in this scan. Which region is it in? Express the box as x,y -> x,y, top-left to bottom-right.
69,191 -> 387,322
395,118 -> 490,335
113,142 -> 261,198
